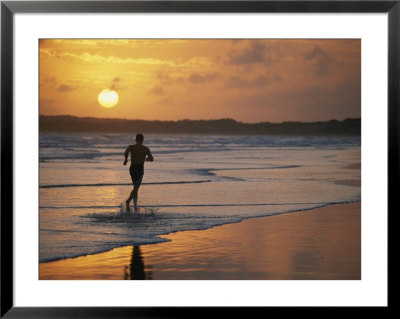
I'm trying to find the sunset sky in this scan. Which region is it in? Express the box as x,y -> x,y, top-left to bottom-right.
39,39 -> 360,123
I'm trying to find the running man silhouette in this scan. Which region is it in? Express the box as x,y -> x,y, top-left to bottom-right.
123,133 -> 153,212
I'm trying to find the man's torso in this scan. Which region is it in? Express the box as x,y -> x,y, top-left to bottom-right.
129,144 -> 149,165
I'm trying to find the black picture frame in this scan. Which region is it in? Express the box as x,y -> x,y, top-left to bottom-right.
1,0 -> 396,317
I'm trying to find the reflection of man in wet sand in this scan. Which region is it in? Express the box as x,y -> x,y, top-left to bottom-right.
123,134 -> 153,212
124,246 -> 153,280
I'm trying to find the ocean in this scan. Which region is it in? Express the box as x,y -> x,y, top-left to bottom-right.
39,133 -> 361,263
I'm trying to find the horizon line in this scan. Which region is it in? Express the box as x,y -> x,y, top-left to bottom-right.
39,114 -> 361,125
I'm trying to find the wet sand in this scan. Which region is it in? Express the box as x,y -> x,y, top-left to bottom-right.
39,202 -> 361,280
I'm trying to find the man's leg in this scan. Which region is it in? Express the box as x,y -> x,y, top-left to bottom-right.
133,171 -> 143,211
126,183 -> 138,212
127,167 -> 134,212
133,185 -> 140,210
126,188 -> 135,211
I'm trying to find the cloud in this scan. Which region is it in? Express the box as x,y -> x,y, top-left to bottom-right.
149,84 -> 165,96
156,70 -> 185,86
227,41 -> 278,66
39,98 -> 56,107
57,84 -> 75,93
40,76 -> 57,89
155,70 -> 220,87
226,78 -> 360,122
188,72 -> 220,84
229,39 -> 245,45
40,48 -> 179,66
40,48 -> 209,69
226,75 -> 269,89
110,77 -> 121,90
304,45 -> 333,76
44,76 -> 57,84
225,73 -> 282,89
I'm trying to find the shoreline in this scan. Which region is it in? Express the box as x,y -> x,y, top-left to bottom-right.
40,202 -> 361,280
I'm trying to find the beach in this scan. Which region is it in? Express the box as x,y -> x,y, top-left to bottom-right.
40,202 -> 361,280
39,133 -> 361,280
37,39 -> 362,283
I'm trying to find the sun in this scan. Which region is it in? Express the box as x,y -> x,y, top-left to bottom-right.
98,89 -> 119,108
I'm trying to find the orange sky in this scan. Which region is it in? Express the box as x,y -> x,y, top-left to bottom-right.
39,39 -> 360,123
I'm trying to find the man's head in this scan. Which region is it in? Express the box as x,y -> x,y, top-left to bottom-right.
136,133 -> 144,144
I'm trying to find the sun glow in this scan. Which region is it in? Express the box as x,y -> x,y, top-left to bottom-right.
98,89 -> 119,108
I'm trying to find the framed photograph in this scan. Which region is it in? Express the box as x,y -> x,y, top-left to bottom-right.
1,0 -> 396,317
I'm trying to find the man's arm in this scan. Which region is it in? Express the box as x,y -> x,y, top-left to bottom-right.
123,146 -> 131,165
145,147 -> 154,162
